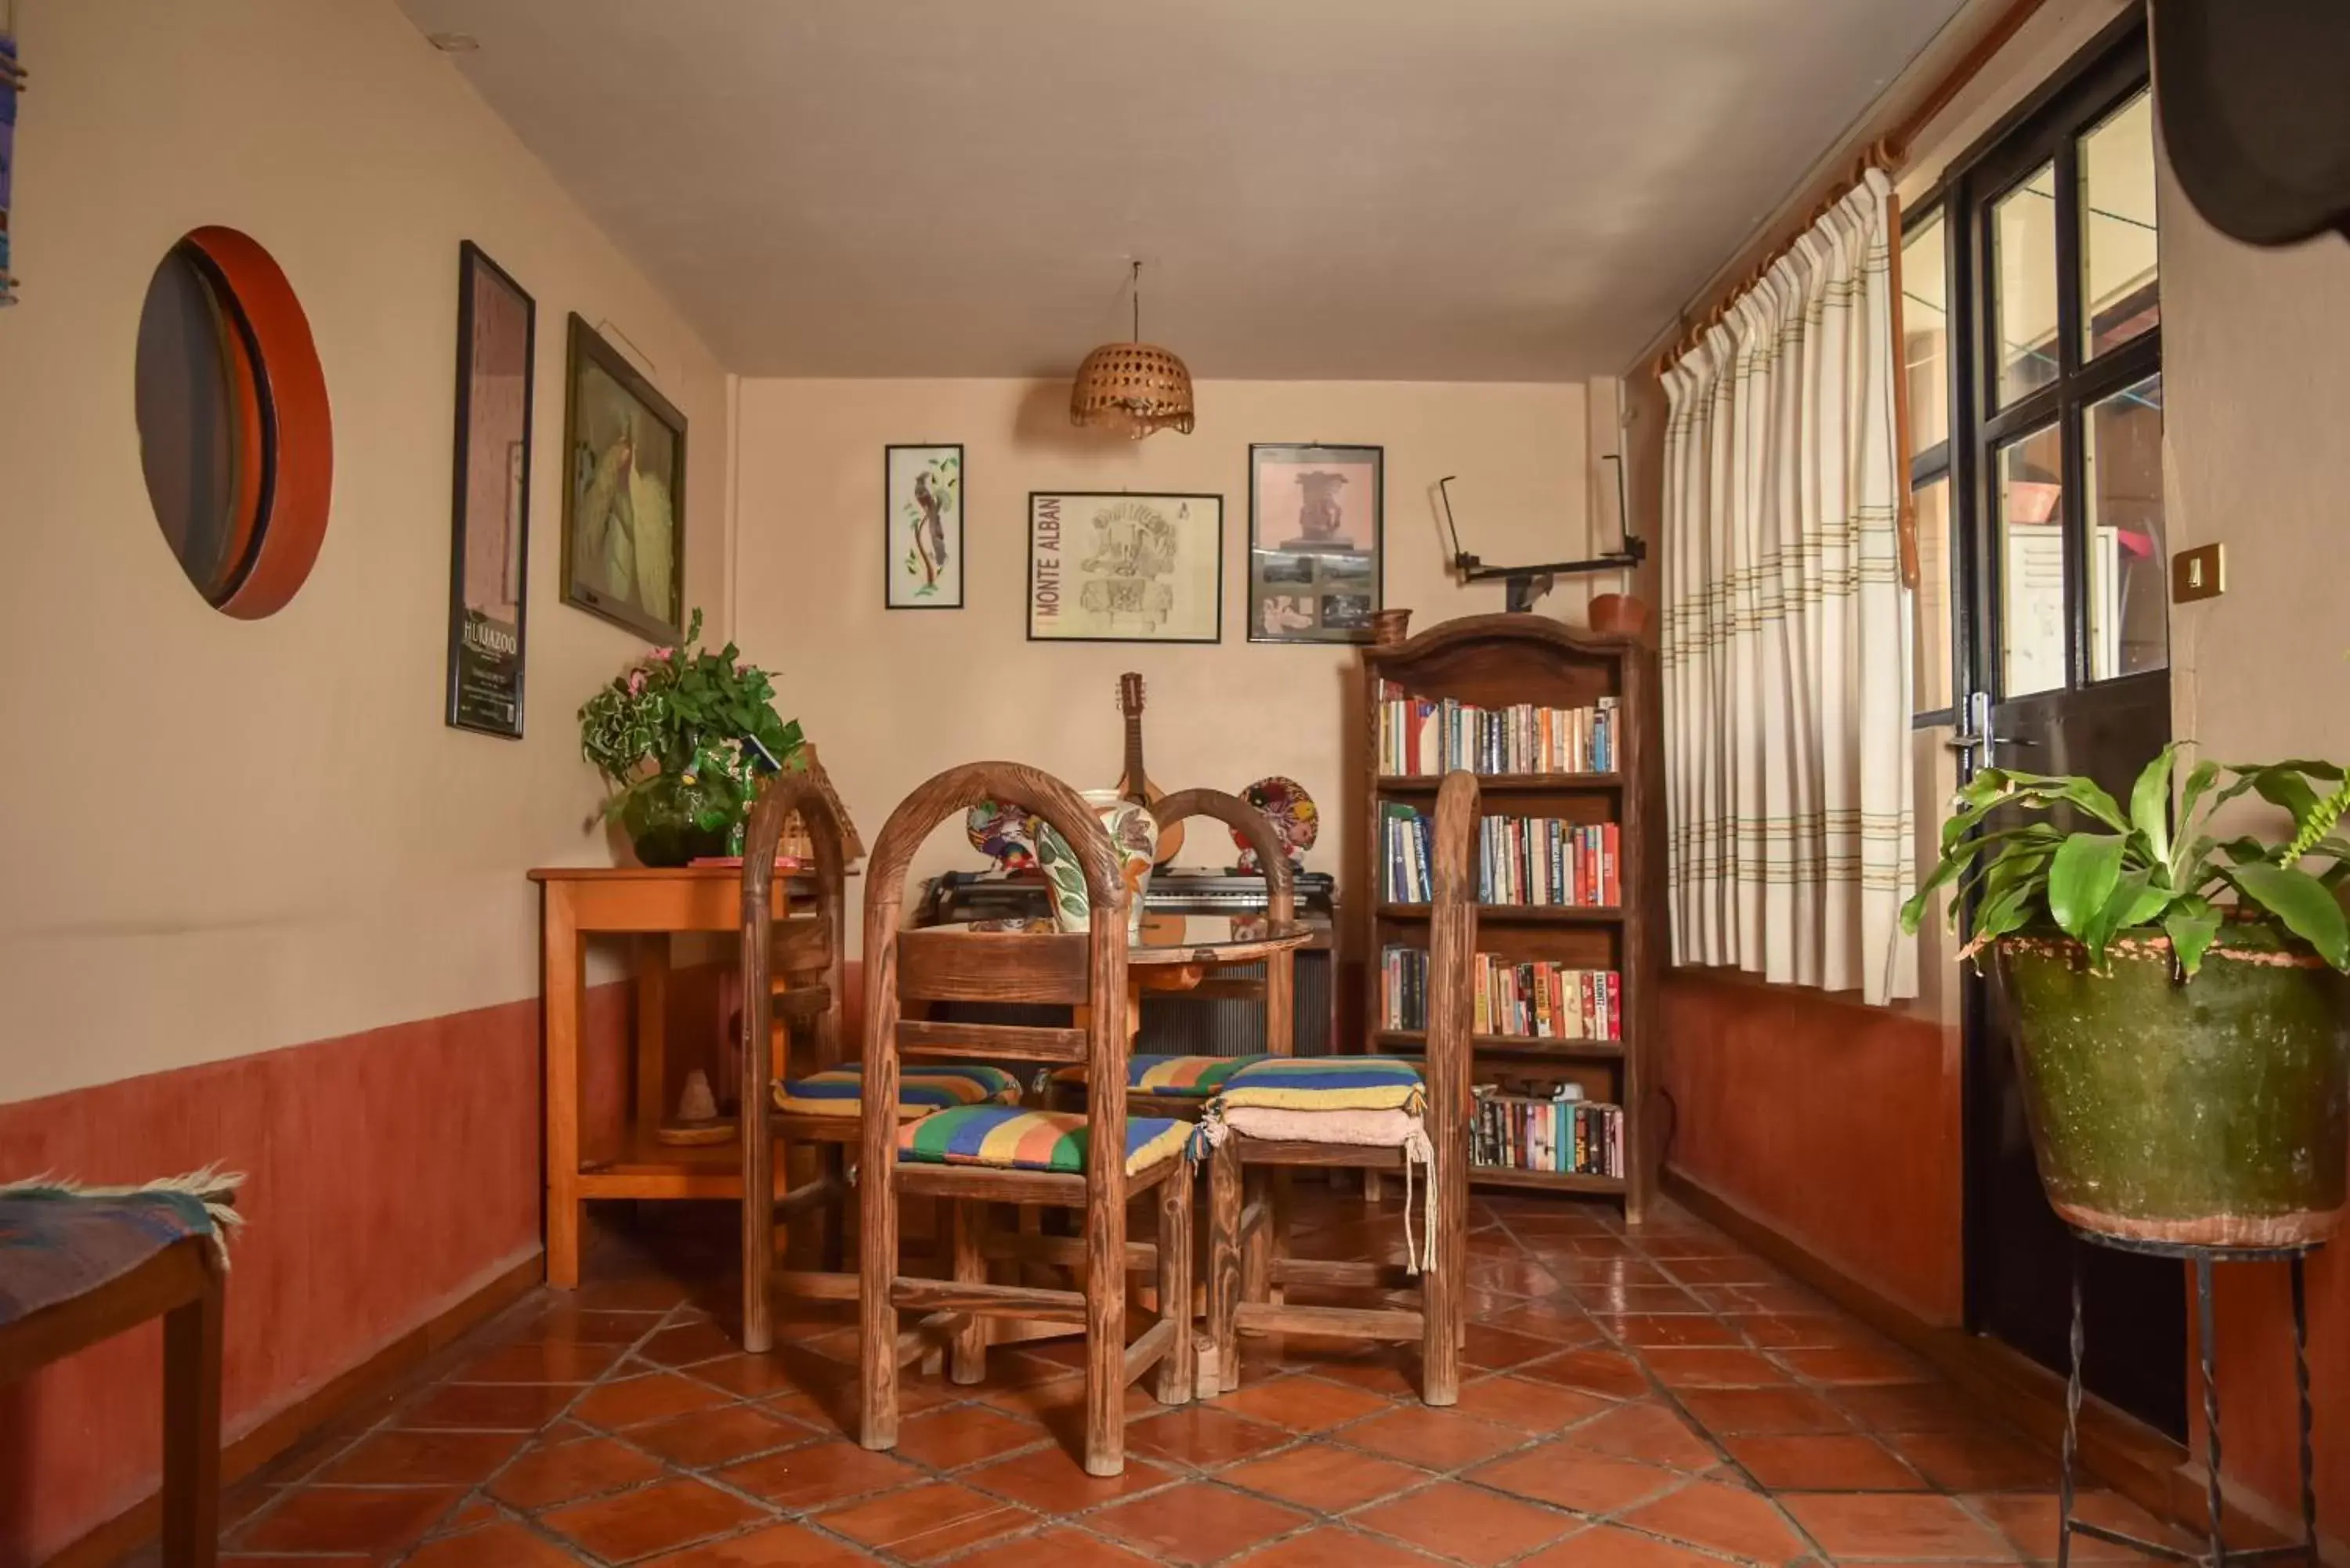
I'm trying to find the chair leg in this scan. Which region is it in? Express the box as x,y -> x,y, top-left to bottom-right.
1207,1140 -> 1243,1393
1267,1170 -> 1292,1306
1083,1201 -> 1129,1478
162,1244 -> 223,1568
1419,1204 -> 1460,1407
816,1144 -> 848,1273
1156,1171 -> 1195,1406
1240,1166 -> 1270,1307
949,1201 -> 989,1386
859,1152 -> 898,1453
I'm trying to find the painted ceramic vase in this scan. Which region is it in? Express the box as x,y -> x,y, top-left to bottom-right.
1036,792 -> 1158,936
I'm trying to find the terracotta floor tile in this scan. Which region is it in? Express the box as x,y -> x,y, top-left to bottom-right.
1889,1428 -> 2063,1490
573,1371 -> 736,1431
401,1382 -> 579,1432
1662,1255 -> 1788,1286
1596,1313 -> 1744,1348
575,1277 -> 696,1311
1232,1525 -> 1448,1568
1215,1375 -> 1396,1432
717,1439 -> 923,1509
1517,1522 -> 1733,1568
1091,1480 -> 1314,1566
1641,1347 -> 1791,1389
526,1305 -> 665,1346
1677,1386 -> 1856,1436
638,1321 -> 749,1368
1971,1490 -> 2188,1562
310,1429 -> 525,1487
1469,1442 -> 1683,1515
490,1435 -> 669,1509
1734,1313 -> 1874,1350
1465,1259 -> 1570,1297
1517,1347 -> 1653,1400
1474,1303 -> 1603,1345
1307,1354 -> 1426,1400
689,1349 -> 851,1400
461,1339 -> 627,1385
1355,1479 -> 1578,1564
232,1486 -> 467,1557
402,1522 -> 589,1567
1542,1259 -> 1672,1289
1620,1478 -> 1811,1563
1556,1402 -> 1721,1470
1779,1345 -> 1935,1386
629,1404 -> 814,1469
963,1446 -> 1178,1512
948,1526 -> 1163,1568
1449,1376 -> 1614,1433
1462,1322 -> 1571,1371
1342,1405 -> 1528,1469
540,1476 -> 772,1562
1569,1284 -> 1712,1314
1126,1405 -> 1295,1468
1224,1441 -> 1434,1512
1724,1433 -> 1927,1491
1836,1382 -> 1987,1433
891,1404 -> 1048,1469
635,1521 -> 875,1566
1783,1491 -> 2016,1559
815,1479 -> 1033,1561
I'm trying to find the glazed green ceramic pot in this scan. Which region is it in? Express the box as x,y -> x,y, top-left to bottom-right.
1996,925 -> 2350,1246
620,771 -> 738,867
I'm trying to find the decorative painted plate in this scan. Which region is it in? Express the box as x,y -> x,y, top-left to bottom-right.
965,797 -> 1042,871
1234,775 -> 1320,873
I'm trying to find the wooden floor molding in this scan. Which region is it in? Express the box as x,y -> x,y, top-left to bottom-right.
1661,1168 -> 2195,1530
47,1250 -> 544,1568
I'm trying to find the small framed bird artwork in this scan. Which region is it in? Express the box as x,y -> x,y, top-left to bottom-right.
884,443 -> 964,609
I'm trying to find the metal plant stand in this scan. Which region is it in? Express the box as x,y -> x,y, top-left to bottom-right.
2059,1231 -> 2323,1568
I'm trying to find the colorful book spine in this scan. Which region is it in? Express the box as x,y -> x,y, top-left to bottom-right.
1374,681 -> 1620,778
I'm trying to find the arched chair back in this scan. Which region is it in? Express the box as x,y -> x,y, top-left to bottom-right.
1151,787 -> 1296,1057
739,765 -> 853,1351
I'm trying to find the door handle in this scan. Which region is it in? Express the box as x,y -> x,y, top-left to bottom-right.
1947,692 -> 1993,773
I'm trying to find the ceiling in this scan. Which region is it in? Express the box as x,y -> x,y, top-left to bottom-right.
396,0 -> 1971,381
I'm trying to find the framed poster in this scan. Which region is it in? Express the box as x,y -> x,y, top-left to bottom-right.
560,313 -> 686,642
1028,492 -> 1222,644
443,242 -> 536,737
1247,443 -> 1384,644
885,443 -> 964,608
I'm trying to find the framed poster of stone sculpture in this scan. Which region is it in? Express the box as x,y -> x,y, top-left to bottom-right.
443,242 -> 536,737
1248,443 -> 1383,644
560,313 -> 686,643
1027,491 -> 1222,644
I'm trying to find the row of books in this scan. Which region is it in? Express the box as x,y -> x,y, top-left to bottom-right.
1479,818 -> 1622,907
1376,681 -> 1618,777
1380,946 -> 1625,1042
1473,1088 -> 1625,1177
1379,804 -> 1623,907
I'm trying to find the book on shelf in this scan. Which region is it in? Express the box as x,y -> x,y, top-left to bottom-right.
1471,1084 -> 1624,1177
1381,806 -> 1621,907
1380,945 -> 1623,1042
1376,681 -> 1618,777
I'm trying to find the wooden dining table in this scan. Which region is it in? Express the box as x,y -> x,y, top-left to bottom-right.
924,912 -> 1316,1039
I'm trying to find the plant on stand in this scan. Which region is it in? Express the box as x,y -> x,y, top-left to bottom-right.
1905,746 -> 2350,1246
578,610 -> 804,866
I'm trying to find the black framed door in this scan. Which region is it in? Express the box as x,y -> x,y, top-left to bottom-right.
1933,19 -> 2187,1439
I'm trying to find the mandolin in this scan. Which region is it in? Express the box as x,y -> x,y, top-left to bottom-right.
1115,673 -> 1183,867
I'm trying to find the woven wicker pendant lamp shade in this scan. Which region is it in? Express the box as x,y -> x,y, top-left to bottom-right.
1069,262 -> 1195,439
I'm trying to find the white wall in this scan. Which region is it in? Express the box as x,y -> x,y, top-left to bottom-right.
0,0 -> 731,1103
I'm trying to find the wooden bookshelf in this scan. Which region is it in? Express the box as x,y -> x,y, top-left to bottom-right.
1355,612 -> 1655,1220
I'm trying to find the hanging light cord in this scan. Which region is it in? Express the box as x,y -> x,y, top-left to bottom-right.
1131,260 -> 1143,342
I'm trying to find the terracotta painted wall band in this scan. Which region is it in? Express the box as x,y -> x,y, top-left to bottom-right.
182,226 -> 334,620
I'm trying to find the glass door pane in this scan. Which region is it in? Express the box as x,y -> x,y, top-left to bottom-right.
2080,89 -> 2160,359
1912,475 -> 1954,714
1992,164 -> 2061,406
1997,424 -> 2067,698
2085,374 -> 2166,680
1903,212 -> 1950,456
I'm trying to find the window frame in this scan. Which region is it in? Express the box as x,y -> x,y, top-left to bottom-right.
1904,202 -> 1959,729
1899,16 -> 2158,725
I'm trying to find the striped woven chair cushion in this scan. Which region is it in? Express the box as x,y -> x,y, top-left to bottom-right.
897,1105 -> 1189,1176
1212,1056 -> 1426,1115
1047,1053 -> 1269,1098
774,1064 -> 1022,1120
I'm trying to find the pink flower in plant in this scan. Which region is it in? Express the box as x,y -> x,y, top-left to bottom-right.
627,670 -> 647,695
649,647 -> 674,663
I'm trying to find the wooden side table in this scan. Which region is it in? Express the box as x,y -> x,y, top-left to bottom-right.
528,866 -> 811,1288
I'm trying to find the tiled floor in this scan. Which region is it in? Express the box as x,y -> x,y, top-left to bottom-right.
177,1187 -> 2190,1567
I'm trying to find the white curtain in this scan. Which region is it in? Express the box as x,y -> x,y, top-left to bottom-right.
1662,168 -> 1917,1006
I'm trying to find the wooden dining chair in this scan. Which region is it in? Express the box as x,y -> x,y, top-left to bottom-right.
740,768 -> 1026,1354
1045,786 -> 1297,1120
860,761 -> 1194,1477
1203,769 -> 1476,1406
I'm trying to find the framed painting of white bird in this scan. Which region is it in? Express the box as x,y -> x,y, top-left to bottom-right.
884,443 -> 964,609
559,313 -> 687,643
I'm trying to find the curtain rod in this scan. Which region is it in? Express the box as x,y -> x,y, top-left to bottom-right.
1647,0 -> 2051,381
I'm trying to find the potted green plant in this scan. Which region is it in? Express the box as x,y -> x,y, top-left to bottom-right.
577,610 -> 804,866
1905,747 -> 2350,1246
